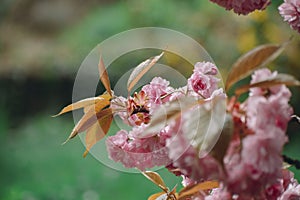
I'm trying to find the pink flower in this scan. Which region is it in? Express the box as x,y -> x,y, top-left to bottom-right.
111,91 -> 151,126
280,184 -> 300,200
246,69 -> 293,132
111,96 -> 128,122
167,130 -> 223,182
142,77 -> 173,106
181,176 -> 197,187
279,0 -> 300,33
188,62 -> 220,98
249,69 -> 292,101
224,133 -> 287,196
169,86 -> 187,101
241,134 -> 285,180
127,91 -> 151,126
246,95 -> 293,132
106,128 -> 171,170
205,186 -> 231,200
209,0 -> 270,15
265,182 -> 284,200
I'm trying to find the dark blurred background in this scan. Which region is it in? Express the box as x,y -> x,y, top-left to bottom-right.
0,0 -> 299,199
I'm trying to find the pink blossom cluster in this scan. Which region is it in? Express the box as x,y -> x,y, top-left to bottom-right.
279,0 -> 300,33
205,68 -> 298,199
209,0 -> 270,15
106,63 -> 300,199
107,61 -> 223,171
207,0 -> 300,34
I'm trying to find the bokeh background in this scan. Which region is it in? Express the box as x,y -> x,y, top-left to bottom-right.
1,0 -> 299,199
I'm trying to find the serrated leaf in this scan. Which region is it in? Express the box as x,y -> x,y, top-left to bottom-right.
226,43 -> 286,92
235,73 -> 300,96
127,52 -> 164,93
63,100 -> 111,144
142,171 -> 168,192
98,55 -> 112,97
178,181 -> 219,199
53,97 -> 105,117
83,112 -> 113,157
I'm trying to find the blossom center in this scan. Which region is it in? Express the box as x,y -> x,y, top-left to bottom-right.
193,79 -> 207,91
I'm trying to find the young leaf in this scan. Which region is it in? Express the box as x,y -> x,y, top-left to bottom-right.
148,192 -> 166,200
187,95 -> 226,154
292,115 -> 300,123
63,100 -> 111,144
225,43 -> 286,92
83,92 -> 112,113
168,185 -> 178,200
98,55 -> 112,97
139,97 -> 205,138
53,97 -> 105,117
127,52 -> 164,93
83,113 -> 113,157
142,171 -> 168,192
235,73 -> 300,96
210,113 -> 234,165
178,181 -> 219,199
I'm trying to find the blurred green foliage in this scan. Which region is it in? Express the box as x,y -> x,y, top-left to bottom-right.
0,115 -> 182,200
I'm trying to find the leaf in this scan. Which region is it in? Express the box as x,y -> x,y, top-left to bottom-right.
235,73 -> 300,96
98,55 -> 112,97
210,113 -> 234,164
127,52 -> 164,93
178,181 -> 219,199
283,162 -> 291,169
292,115 -> 300,123
53,97 -> 105,117
83,112 -> 113,157
142,171 -> 168,192
181,101 -> 212,150
168,185 -> 178,200
148,192 -> 166,200
139,97 -> 205,138
225,43 -> 286,92
83,92 -> 112,113
187,95 -> 227,154
63,100 -> 111,144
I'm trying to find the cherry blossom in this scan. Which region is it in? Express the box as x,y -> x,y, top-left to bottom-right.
209,0 -> 270,15
279,0 -> 300,33
188,62 -> 220,98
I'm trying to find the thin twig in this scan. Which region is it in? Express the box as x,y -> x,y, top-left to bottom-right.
283,155 -> 300,170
